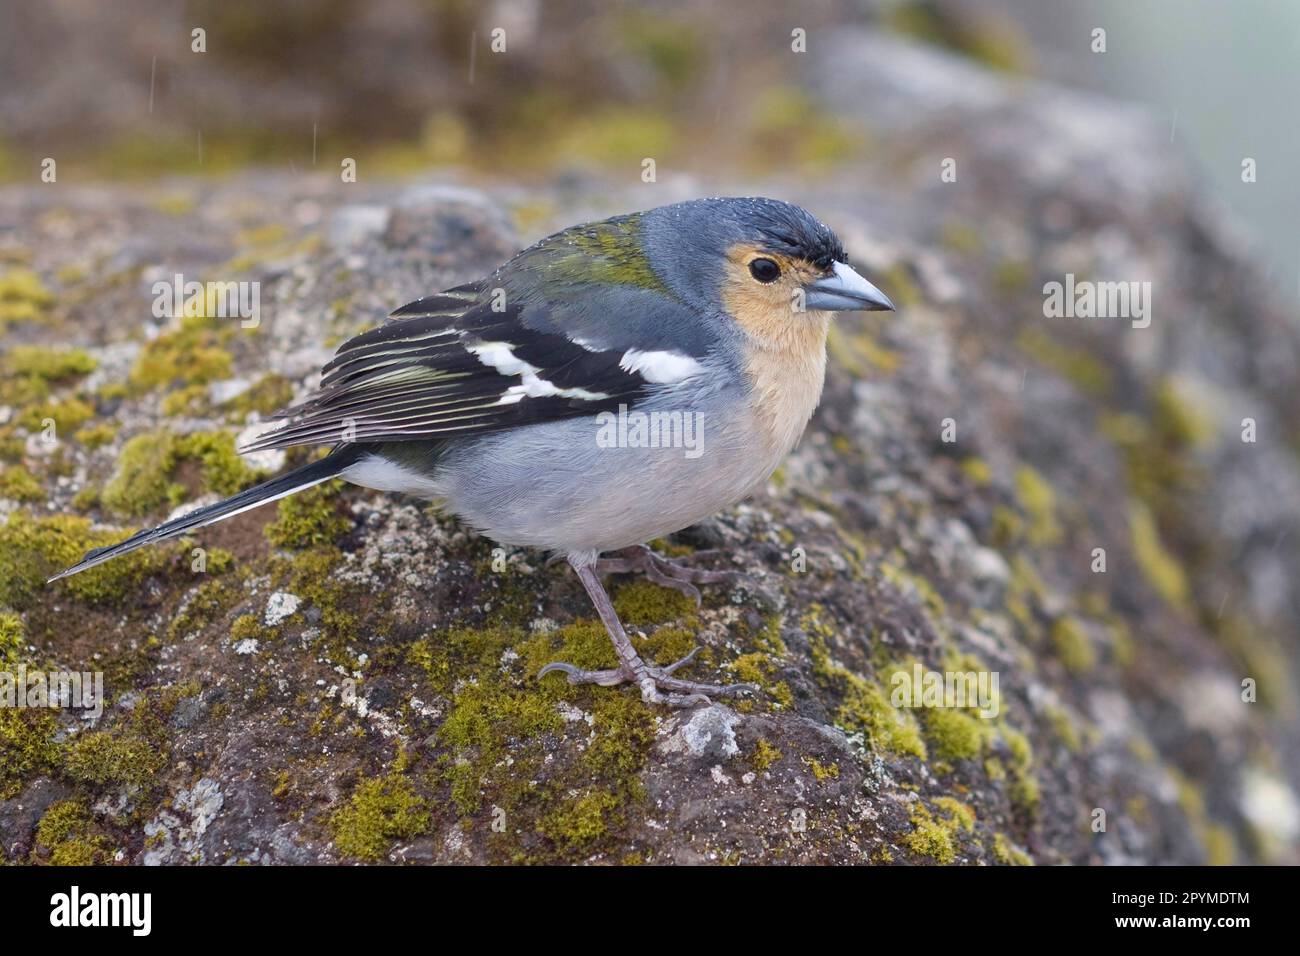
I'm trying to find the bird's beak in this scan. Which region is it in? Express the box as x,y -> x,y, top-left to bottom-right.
805,262 -> 895,313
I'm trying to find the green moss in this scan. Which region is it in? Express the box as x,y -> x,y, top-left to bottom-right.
0,268 -> 55,328
1001,726 -> 1041,814
410,618 -> 662,859
1014,465 -> 1061,547
101,429 -> 264,517
160,383 -> 210,417
167,576 -> 241,642
100,431 -> 178,516
152,193 -> 197,216
582,690 -> 657,784
64,728 -> 166,788
229,613 -> 262,642
1003,554 -> 1046,641
959,457 -> 992,486
129,314 -> 234,393
0,610 -> 24,666
886,2 -> 1031,73
34,799 -> 87,845
933,796 -> 976,832
939,220 -> 981,256
825,325 -> 902,378
1,512 -> 173,609
728,651 -> 792,709
265,480 -> 350,549
331,773 -> 430,862
920,706 -> 986,761
992,832 -> 1033,865
809,759 -> 840,781
1202,824 -> 1238,866
14,396 -> 95,434
438,682 -> 563,759
1168,768 -> 1239,864
1152,379 -> 1213,449
993,259 -> 1031,294
1015,327 -> 1111,396
73,421 -> 118,449
1107,619 -> 1136,668
619,11 -> 704,91
881,262 -> 922,309
744,86 -> 865,173
1129,502 -> 1190,609
180,431 -> 263,495
1050,616 -> 1097,674
828,664 -> 926,759
224,373 -> 295,421
0,708 -> 58,798
539,790 -> 620,850
905,800 -> 973,864
33,799 -> 111,865
751,738 -> 782,772
282,547 -> 362,667
552,109 -> 678,176
1102,379 -> 1210,531
804,611 -> 927,758
0,465 -> 43,502
611,578 -> 697,627
2,345 -> 96,383
1216,613 -> 1292,711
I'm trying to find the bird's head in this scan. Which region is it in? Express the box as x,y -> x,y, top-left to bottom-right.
639,197 -> 894,343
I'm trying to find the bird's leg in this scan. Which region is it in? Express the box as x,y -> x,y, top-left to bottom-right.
592,543 -> 751,606
538,557 -> 759,707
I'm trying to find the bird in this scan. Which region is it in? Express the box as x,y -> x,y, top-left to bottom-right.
49,197 -> 895,707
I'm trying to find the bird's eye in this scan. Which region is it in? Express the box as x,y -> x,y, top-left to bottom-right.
749,258 -> 781,283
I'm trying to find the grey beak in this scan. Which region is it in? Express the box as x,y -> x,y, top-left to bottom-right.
805,261 -> 895,313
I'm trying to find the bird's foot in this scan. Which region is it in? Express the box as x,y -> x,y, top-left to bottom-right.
590,544 -> 750,606
539,647 -> 759,708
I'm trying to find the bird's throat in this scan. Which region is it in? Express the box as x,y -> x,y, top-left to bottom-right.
742,313 -> 830,461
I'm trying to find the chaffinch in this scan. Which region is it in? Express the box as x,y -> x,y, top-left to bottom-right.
51,197 -> 894,706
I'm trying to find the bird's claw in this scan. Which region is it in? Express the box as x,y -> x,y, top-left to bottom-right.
538,645 -> 758,708
591,544 -> 753,607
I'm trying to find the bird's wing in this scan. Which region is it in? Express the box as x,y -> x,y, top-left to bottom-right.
240,281 -> 709,452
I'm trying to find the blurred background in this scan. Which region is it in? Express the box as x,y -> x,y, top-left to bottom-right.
2,0 -> 1298,306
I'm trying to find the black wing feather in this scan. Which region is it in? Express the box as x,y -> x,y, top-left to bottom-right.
241,286 -> 656,453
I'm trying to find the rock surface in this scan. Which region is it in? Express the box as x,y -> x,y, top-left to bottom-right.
1,33 -> 1298,865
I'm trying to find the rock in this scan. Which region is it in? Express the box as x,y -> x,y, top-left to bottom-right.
327,204 -> 391,251
659,706 -> 740,762
208,378 -> 252,406
263,591 -> 302,627
235,423 -> 288,474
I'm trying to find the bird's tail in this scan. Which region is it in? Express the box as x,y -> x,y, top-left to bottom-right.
46,445 -> 362,584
